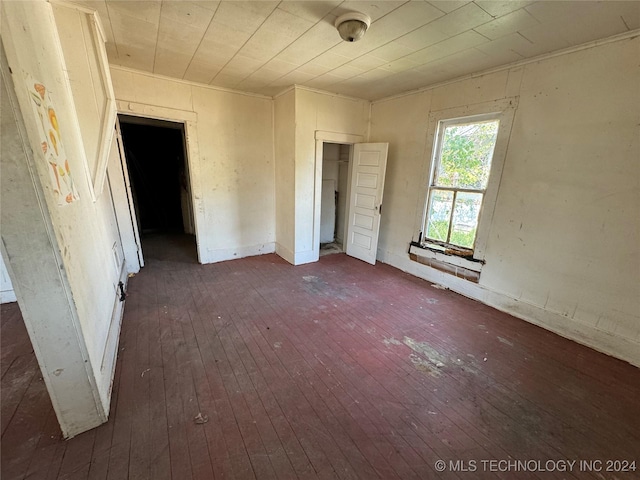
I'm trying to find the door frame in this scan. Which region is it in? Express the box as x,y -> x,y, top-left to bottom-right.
313,131 -> 364,262
114,101 -> 204,263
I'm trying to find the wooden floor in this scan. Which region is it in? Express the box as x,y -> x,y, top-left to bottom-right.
2,237 -> 639,479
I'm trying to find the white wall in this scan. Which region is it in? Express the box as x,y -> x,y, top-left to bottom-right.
274,89 -> 296,263
110,67 -> 275,263
369,37 -> 640,366
293,88 -> 369,263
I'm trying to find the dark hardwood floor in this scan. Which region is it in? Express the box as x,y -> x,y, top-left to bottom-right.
2,240 -> 639,479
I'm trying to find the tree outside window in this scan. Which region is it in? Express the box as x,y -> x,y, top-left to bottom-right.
424,118 -> 499,251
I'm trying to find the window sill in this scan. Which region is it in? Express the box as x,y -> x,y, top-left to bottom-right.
408,243 -> 482,282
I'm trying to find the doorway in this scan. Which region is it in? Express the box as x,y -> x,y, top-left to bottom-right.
118,115 -> 197,263
319,142 -> 352,256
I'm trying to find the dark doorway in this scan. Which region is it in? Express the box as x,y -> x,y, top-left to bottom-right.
118,115 -> 197,263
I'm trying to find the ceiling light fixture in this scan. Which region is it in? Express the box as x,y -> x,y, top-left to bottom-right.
335,12 -> 371,42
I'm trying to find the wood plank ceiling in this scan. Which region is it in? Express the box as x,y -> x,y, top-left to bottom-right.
71,1 -> 639,99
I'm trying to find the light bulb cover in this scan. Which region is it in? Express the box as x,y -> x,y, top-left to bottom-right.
334,12 -> 371,42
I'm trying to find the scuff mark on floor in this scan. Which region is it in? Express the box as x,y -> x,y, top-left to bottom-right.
498,336 -> 514,347
410,353 -> 442,377
403,336 -> 446,368
383,335 -> 484,376
382,337 -> 402,347
301,274 -> 351,300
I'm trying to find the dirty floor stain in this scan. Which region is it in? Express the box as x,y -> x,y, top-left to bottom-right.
403,336 -> 447,368
382,337 -> 402,347
498,336 -> 514,347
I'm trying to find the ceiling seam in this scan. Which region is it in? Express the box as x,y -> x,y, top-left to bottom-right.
151,1 -> 162,73
473,1 -> 498,19
209,1 -> 282,85
103,1 -> 119,59
620,15 -> 630,31
182,1 -> 222,81
232,4 -> 343,89
263,1 -> 412,90
316,7 -> 510,93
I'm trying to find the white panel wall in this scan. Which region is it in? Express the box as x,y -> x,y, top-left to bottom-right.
110,68 -> 275,263
370,37 -> 640,366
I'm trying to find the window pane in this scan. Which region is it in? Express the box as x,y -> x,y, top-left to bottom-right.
425,189 -> 453,242
450,192 -> 483,249
435,120 -> 499,190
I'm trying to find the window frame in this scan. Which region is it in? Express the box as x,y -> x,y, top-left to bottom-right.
419,98 -> 518,262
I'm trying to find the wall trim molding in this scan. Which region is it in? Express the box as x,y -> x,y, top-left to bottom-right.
115,100 -> 204,264
0,289 -> 17,303
275,243 -> 295,265
291,84 -> 370,103
116,100 -> 196,121
314,130 -> 364,143
109,65 -> 273,100
203,242 -> 276,264
378,249 -> 640,368
293,249 -> 318,266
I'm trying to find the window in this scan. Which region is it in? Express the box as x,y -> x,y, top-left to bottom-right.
423,116 -> 500,253
414,98 -> 517,272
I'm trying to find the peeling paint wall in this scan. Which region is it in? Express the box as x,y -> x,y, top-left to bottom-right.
369,37 -> 640,366
109,67 -> 275,263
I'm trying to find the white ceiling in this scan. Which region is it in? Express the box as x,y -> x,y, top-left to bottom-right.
71,1 -> 639,100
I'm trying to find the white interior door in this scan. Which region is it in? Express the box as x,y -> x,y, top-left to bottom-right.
345,143 -> 389,265
108,118 -> 144,271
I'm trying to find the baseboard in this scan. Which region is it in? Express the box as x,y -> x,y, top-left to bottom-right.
275,244 -> 319,266
378,249 -> 640,368
1,289 -> 17,303
202,242 -> 275,264
294,249 -> 318,265
275,243 -> 295,265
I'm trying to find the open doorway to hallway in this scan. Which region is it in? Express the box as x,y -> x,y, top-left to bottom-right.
118,115 -> 197,263
319,142 -> 351,257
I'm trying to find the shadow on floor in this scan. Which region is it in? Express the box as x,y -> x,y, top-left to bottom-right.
140,232 -> 198,264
